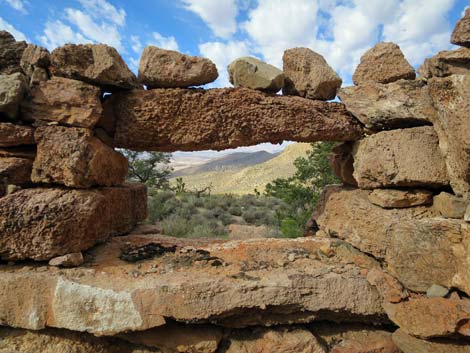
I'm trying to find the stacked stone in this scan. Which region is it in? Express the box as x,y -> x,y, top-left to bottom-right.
310,13 -> 470,353
0,33 -> 147,263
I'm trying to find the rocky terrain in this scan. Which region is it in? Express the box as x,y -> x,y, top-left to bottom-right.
0,8 -> 470,353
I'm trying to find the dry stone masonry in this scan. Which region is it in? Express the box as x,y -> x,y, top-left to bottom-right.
0,10 -> 470,352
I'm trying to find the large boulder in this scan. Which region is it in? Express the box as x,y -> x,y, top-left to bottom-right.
418,48 -> 470,78
368,189 -> 433,209
32,126 -> 128,188
0,184 -> 147,261
0,122 -> 34,147
451,8 -> 470,47
353,42 -> 415,85
139,46 -> 218,88
311,186 -> 438,259
283,47 -> 342,100
224,327 -> 326,353
0,31 -> 27,75
428,75 -> 470,198
384,297 -> 470,339
20,43 -> 50,78
105,88 -> 363,151
385,218 -> 470,294
0,72 -> 28,120
0,157 -> 32,185
338,79 -> 435,131
22,77 -> 103,128
393,329 -> 470,353
0,236 -> 386,334
50,43 -> 139,90
434,192 -> 469,218
353,126 -> 449,189
228,56 -> 284,93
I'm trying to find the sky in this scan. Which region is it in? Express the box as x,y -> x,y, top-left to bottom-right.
0,0 -> 468,156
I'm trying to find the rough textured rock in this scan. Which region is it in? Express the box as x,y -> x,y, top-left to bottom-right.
312,186 -> 438,259
32,126 -> 128,188
20,44 -> 50,77
466,204 -> 470,222
228,56 -> 284,93
0,327 -> 158,353
353,127 -> 449,189
224,327 -> 326,353
51,43 -> 139,90
0,122 -> 34,147
338,79 -> 435,130
283,48 -> 342,100
0,72 -> 28,119
386,218 -> 470,294
366,268 -> 408,304
0,236 -> 386,334
48,252 -> 84,267
329,143 -> 357,186
313,324 -> 401,353
384,298 -> 470,339
0,157 -> 32,185
393,329 -> 470,353
418,48 -> 470,78
452,8 -> 470,47
22,77 -> 103,128
353,42 -> 415,85
0,184 -> 147,261
106,88 -> 363,151
122,323 -> 222,353
368,189 -> 433,209
428,75 -> 470,197
139,46 -> 218,88
0,31 -> 27,74
434,192 -> 469,218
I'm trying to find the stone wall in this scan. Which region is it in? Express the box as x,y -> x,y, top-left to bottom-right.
0,9 -> 469,353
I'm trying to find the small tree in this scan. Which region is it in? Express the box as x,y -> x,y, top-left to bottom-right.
123,150 -> 173,189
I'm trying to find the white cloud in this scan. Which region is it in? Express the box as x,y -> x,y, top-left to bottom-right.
0,16 -> 27,41
150,32 -> 179,51
39,0 -> 126,51
130,35 -> 142,53
182,0 -> 238,38
4,0 -> 27,13
199,40 -> 251,86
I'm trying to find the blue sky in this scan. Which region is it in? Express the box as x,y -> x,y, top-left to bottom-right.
0,0 -> 468,155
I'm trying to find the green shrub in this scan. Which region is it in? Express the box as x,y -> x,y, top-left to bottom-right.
228,205 -> 242,216
161,214 -> 193,237
280,218 -> 303,238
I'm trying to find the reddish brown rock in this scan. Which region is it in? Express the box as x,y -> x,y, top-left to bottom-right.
225,327 -> 326,353
50,43 -> 139,90
386,218 -> 470,294
434,192 -> 469,218
0,122 -> 34,147
32,126 -> 128,188
0,31 -> 27,75
312,186 -> 438,259
366,268 -> 408,304
384,298 -> 470,339
283,47 -> 342,100
428,75 -> 470,198
106,88 -> 363,152
353,42 -> 415,85
48,252 -> 84,268
20,44 -> 50,78
22,77 -> 103,128
0,72 -> 28,120
0,146 -> 36,159
418,48 -> 470,78
452,8 -> 470,47
393,329 -> 470,353
139,46 -> 218,88
338,79 -> 435,130
0,183 -> 147,261
0,157 -> 32,185
329,142 -> 357,186
368,189 -> 433,209
353,127 -> 449,189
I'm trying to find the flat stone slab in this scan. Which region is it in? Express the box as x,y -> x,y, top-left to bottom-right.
105,88 -> 363,151
0,236 -> 387,335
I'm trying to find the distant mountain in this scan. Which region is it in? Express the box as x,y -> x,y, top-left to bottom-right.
170,143 -> 311,195
172,151 -> 278,177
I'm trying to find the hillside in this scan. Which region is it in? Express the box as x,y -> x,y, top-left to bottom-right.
172,151 -> 278,177
170,143 -> 311,195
